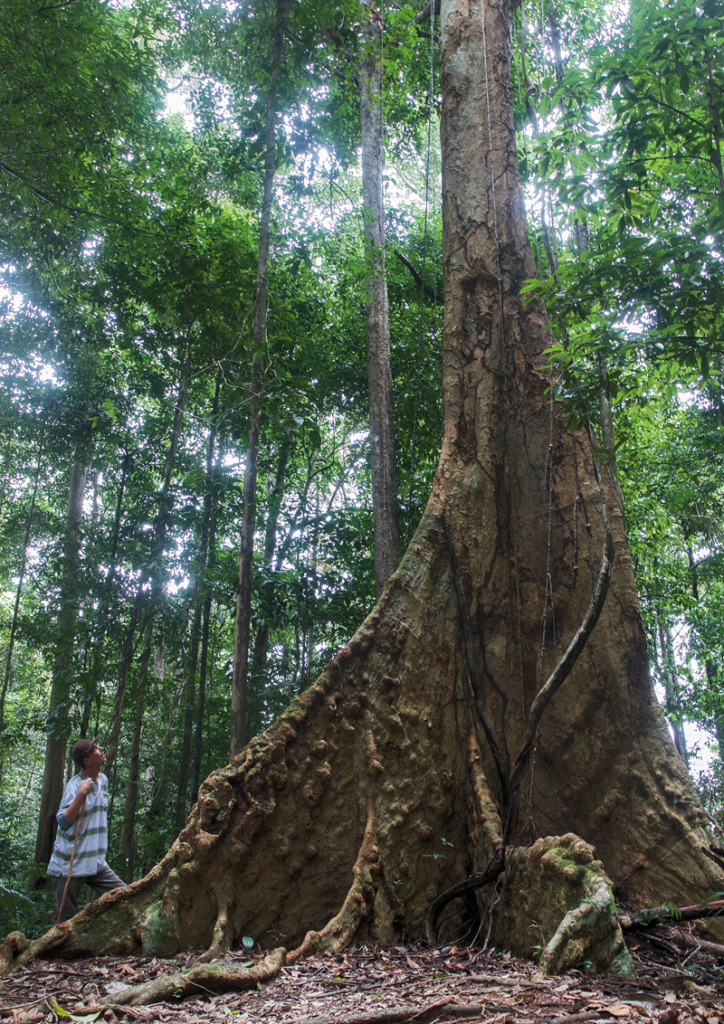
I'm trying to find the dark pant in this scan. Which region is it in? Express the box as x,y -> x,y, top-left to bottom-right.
52,865 -> 126,922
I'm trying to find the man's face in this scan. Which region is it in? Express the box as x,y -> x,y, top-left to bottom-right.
84,745 -> 106,773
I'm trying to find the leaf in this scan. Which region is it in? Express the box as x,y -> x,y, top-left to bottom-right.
699,891 -> 724,910
242,935 -> 254,949
608,1002 -> 632,1017
48,1003 -> 102,1022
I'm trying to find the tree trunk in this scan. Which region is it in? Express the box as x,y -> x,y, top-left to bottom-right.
685,540 -> 724,759
0,426 -> 44,734
175,603 -> 201,831
359,1 -> 401,598
656,618 -> 688,766
12,0 -> 724,983
250,435 -> 293,693
116,346 -> 191,864
119,618 -> 153,881
33,459 -> 86,874
192,389 -> 223,805
105,603 -> 140,772
230,0 -> 289,759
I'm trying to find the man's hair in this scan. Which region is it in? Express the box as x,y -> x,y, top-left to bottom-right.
72,738 -> 97,767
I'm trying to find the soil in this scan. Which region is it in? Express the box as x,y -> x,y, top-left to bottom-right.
1,931 -> 722,1024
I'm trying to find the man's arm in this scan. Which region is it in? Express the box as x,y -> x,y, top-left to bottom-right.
60,777 -> 96,826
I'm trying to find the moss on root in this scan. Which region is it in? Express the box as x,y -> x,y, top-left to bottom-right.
494,834 -> 633,976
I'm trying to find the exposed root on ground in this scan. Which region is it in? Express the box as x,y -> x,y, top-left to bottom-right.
197,893 -> 232,963
103,946 -> 286,1006
0,931 -> 28,972
619,900 -> 724,930
536,878 -> 631,978
6,924 -> 68,972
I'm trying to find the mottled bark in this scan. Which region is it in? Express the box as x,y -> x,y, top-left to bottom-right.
230,0 -> 289,758
33,459 -> 87,873
11,0 -> 724,986
656,617 -> 688,766
359,1 -> 401,598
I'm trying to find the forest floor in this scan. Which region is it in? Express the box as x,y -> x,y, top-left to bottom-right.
0,928 -> 722,1024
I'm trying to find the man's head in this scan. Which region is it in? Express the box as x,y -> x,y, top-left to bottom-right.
72,738 -> 106,774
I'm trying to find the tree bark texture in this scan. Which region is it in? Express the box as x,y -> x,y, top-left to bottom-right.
33,459 -> 87,872
359,2 -> 402,598
230,0 -> 289,759
12,0 -> 723,981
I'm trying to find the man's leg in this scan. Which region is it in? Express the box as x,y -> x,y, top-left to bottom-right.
86,864 -> 126,898
52,874 -> 87,923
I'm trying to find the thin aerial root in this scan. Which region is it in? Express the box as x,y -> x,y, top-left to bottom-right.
287,797 -> 378,964
197,894 -> 232,963
101,946 -> 286,1007
426,846 -> 505,944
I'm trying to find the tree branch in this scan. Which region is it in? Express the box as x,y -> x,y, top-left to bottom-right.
393,249 -> 441,304
619,899 -> 724,930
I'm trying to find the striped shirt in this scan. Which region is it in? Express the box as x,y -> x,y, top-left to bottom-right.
47,772 -> 109,878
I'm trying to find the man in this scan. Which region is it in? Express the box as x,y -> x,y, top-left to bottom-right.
47,738 -> 126,922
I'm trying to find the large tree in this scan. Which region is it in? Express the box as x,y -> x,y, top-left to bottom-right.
5,0 -> 724,996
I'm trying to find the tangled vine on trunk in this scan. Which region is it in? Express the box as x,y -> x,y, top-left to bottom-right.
4,0 -> 724,1003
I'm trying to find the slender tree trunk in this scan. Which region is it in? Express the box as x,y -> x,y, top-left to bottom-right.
105,603 -> 140,772
175,604 -> 201,830
34,459 -> 87,873
192,394 -> 223,804
359,1 -> 401,598
250,436 -> 293,694
179,375 -> 222,817
230,0 -> 289,759
116,345 -> 191,860
685,540 -> 724,757
119,618 -> 153,881
0,427 -> 44,733
192,595 -> 213,806
656,616 -> 688,765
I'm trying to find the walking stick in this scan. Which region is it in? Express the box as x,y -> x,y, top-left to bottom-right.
56,796 -> 87,926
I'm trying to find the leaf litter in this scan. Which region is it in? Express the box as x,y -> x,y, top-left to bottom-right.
0,926 -> 722,1024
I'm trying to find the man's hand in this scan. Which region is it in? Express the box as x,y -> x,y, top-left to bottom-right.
78,777 -> 96,798
63,777 -> 97,824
